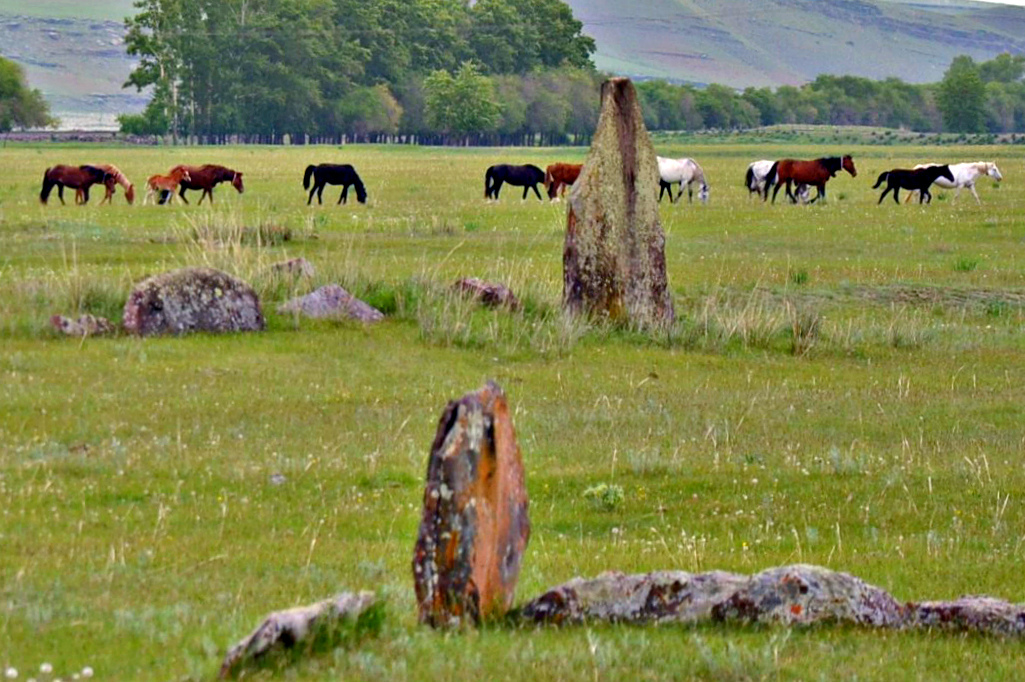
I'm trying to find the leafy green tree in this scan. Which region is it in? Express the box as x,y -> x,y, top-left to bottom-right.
979,53 -> 1025,84
938,55 -> 986,133
0,57 -> 54,132
424,62 -> 500,140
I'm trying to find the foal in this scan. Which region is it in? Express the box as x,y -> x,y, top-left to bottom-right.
873,165 -> 954,204
144,167 -> 191,205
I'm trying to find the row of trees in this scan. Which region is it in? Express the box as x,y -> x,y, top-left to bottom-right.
0,57 -> 53,133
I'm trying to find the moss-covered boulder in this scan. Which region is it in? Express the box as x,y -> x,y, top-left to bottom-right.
563,77 -> 674,328
123,267 -> 265,336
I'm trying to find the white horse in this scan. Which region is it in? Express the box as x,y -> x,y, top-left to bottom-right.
904,161 -> 1002,204
745,159 -> 810,203
657,156 -> 709,204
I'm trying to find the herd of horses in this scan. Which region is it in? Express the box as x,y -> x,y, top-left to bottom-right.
39,156 -> 1003,209
39,164 -> 245,206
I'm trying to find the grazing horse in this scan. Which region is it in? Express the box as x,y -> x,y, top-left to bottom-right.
873,165 -> 954,205
544,163 -> 583,201
40,165 -> 113,205
903,162 -> 1003,205
170,164 -> 245,204
484,164 -> 545,201
144,167 -> 191,205
657,156 -> 709,204
74,164 -> 135,205
771,155 -> 857,204
303,163 -> 367,205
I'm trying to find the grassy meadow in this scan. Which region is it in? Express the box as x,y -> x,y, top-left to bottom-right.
2,142 -> 1025,680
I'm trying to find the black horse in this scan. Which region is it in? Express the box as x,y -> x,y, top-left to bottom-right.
484,164 -> 545,201
873,165 -> 954,204
303,164 -> 368,205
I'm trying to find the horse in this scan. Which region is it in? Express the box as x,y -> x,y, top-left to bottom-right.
74,164 -> 135,205
40,165 -> 113,205
771,155 -> 856,204
303,163 -> 367,205
903,162 -> 1003,205
657,157 -> 709,204
144,167 -> 191,205
873,165 -> 954,205
484,164 -> 545,201
544,163 -> 583,201
747,160 -> 812,204
170,164 -> 245,204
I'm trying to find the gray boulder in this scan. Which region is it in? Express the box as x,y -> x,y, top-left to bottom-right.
278,284 -> 384,323
123,267 -> 264,336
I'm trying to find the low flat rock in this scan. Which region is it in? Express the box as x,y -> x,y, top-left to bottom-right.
277,284 -> 383,323
413,381 -> 530,627
453,277 -> 520,310
219,591 -> 378,679
50,314 -> 115,337
910,596 -> 1025,636
712,564 -> 905,627
521,570 -> 747,625
123,267 -> 264,336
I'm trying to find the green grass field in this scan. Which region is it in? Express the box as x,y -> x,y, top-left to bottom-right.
2,142 -> 1025,680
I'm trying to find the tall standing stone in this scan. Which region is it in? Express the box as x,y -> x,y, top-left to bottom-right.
564,77 -> 674,327
412,381 -> 530,627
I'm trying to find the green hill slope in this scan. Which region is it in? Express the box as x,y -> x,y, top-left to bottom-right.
569,0 -> 1025,86
1,0 -> 1024,126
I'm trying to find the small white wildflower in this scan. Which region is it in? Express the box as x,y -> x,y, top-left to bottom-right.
5,667 -> 17,680
40,665 -> 52,675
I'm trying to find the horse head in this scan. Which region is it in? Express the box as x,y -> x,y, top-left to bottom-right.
698,183 -> 710,204
842,155 -> 857,177
232,172 -> 245,193
988,163 -> 1003,182
939,165 -> 955,183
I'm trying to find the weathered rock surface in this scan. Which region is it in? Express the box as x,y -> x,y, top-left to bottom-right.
453,277 -> 520,310
219,591 -> 378,679
521,565 -> 903,628
413,381 -> 530,627
123,267 -> 264,336
910,597 -> 1025,636
268,257 -> 315,279
711,564 -> 905,627
50,314 -> 115,337
521,570 -> 747,625
277,284 -> 384,323
564,77 -> 674,327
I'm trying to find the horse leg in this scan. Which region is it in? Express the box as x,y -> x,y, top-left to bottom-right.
178,186 -> 189,204
785,180 -> 796,203
771,180 -> 783,204
339,185 -> 348,205
81,186 -> 90,205
969,184 -> 981,205
531,183 -> 542,201
920,189 -> 929,204
687,184 -> 693,203
308,184 -> 317,205
658,183 -> 666,203
878,186 -> 890,204
493,179 -> 503,200
57,184 -> 66,205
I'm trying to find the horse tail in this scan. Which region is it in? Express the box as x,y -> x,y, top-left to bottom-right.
872,171 -> 889,189
744,166 -> 755,191
40,168 -> 54,204
303,165 -> 315,190
484,166 -> 494,199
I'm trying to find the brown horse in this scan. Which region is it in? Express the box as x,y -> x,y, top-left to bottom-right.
170,164 -> 245,204
544,163 -> 583,200
40,165 -> 113,205
144,167 -> 192,205
74,164 -> 135,205
771,155 -> 857,204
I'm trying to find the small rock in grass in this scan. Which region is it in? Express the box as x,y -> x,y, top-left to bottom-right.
219,591 -> 379,679
413,381 -> 530,627
277,284 -> 383,323
123,267 -> 264,336
50,314 -> 115,337
268,257 -> 315,279
452,277 -> 520,310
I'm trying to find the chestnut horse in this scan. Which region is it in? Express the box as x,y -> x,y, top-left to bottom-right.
74,164 -> 135,205
40,165 -> 113,205
771,155 -> 857,204
144,167 -> 192,205
170,164 -> 245,204
544,163 -> 582,200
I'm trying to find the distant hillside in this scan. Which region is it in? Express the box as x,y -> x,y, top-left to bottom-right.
2,0 -> 1025,127
567,0 -> 1025,86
